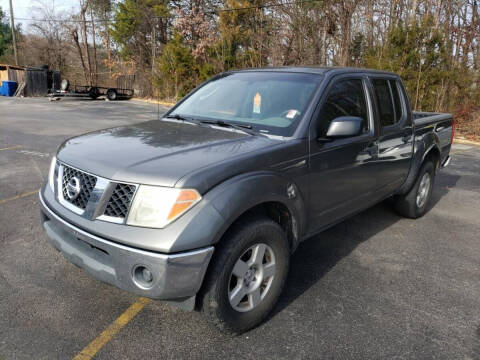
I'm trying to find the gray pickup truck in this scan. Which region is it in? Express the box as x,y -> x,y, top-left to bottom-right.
40,67 -> 453,333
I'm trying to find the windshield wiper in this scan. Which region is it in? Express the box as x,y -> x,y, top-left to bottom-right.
199,119 -> 258,136
164,113 -> 198,124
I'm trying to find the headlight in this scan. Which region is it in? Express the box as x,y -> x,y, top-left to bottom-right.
48,156 -> 57,192
126,186 -> 201,228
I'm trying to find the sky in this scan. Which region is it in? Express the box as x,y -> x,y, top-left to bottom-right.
0,0 -> 79,31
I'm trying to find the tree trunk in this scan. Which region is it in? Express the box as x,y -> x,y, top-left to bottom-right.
80,0 -> 92,85
90,6 -> 98,86
152,20 -> 156,81
410,0 -> 418,23
461,2 -> 471,68
71,28 -> 89,85
367,0 -> 374,49
320,24 -> 328,66
433,0 -> 442,30
104,8 -> 112,75
474,0 -> 480,71
339,1 -> 356,67
454,2 -> 462,67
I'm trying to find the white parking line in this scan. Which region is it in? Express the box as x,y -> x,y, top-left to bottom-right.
17,150 -> 50,158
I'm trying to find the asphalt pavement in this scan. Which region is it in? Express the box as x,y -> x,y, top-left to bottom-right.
0,96 -> 479,359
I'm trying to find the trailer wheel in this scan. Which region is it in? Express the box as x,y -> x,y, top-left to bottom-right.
89,87 -> 99,100
107,89 -> 117,101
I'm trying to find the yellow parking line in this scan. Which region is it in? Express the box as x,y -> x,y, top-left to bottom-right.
0,190 -> 38,205
0,145 -> 22,151
73,297 -> 151,360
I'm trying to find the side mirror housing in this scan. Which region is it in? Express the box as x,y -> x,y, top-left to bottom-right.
324,116 -> 364,138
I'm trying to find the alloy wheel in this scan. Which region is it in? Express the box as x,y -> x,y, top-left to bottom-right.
228,243 -> 276,312
416,172 -> 431,208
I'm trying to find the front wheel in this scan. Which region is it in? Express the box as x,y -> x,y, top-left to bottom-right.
106,89 -> 117,101
394,160 -> 435,218
199,217 -> 290,334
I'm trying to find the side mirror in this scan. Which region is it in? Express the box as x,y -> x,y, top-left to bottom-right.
324,116 -> 364,138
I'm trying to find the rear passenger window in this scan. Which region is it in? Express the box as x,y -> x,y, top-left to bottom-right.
372,79 -> 395,127
389,80 -> 403,123
318,79 -> 369,136
372,78 -> 404,127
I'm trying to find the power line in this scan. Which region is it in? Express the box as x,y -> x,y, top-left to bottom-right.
6,0 -> 322,24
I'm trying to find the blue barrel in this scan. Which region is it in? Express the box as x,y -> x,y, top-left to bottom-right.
1,81 -> 18,96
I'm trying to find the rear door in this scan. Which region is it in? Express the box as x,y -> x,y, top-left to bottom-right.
307,75 -> 380,234
369,77 -> 414,193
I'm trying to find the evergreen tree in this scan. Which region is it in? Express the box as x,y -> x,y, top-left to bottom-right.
0,7 -> 13,59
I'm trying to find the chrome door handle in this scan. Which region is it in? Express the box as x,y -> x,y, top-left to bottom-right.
402,134 -> 412,143
363,143 -> 378,156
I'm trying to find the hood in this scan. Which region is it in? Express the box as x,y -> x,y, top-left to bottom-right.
57,120 -> 281,191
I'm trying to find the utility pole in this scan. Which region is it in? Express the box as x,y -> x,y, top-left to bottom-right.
9,0 -> 19,65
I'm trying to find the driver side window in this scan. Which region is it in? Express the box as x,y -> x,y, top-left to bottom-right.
317,79 -> 369,136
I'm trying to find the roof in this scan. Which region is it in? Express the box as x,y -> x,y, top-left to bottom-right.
0,64 -> 25,71
234,66 -> 398,77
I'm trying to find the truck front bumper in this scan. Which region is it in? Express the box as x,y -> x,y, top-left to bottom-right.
39,191 -> 214,305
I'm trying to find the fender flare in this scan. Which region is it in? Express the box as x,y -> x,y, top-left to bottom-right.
203,171 -> 307,251
397,132 -> 441,195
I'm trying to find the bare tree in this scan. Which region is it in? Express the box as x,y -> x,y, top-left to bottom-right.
79,0 -> 92,85
336,0 -> 358,66
70,26 -> 89,84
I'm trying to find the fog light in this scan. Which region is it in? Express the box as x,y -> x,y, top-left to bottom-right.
133,265 -> 154,289
142,268 -> 153,282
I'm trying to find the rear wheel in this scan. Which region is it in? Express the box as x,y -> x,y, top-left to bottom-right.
200,217 -> 289,334
394,161 -> 435,218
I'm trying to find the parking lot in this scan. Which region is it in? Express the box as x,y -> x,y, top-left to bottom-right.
1,96 -> 479,359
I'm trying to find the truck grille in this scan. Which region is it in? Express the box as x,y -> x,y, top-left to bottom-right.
61,165 -> 97,209
103,183 -> 136,219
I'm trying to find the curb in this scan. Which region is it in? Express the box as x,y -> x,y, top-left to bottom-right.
454,138 -> 480,147
132,98 -> 176,107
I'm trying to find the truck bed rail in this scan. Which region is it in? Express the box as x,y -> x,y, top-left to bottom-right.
413,111 -> 452,127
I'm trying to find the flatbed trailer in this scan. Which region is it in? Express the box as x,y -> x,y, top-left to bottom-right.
49,85 -> 133,101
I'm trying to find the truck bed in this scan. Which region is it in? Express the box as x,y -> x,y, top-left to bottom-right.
412,111 -> 454,168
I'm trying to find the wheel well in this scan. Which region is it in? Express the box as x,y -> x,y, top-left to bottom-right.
424,146 -> 441,171
228,202 -> 297,252
195,201 -> 297,310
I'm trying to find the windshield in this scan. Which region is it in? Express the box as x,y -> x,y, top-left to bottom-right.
168,72 -> 322,136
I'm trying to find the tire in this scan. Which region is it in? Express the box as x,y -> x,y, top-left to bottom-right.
199,217 -> 290,334
394,161 -> 435,219
106,89 -> 117,101
89,87 -> 99,100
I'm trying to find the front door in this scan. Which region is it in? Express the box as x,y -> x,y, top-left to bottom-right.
307,76 -> 380,234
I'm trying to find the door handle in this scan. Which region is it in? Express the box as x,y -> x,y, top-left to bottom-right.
363,143 -> 378,156
402,134 -> 412,143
